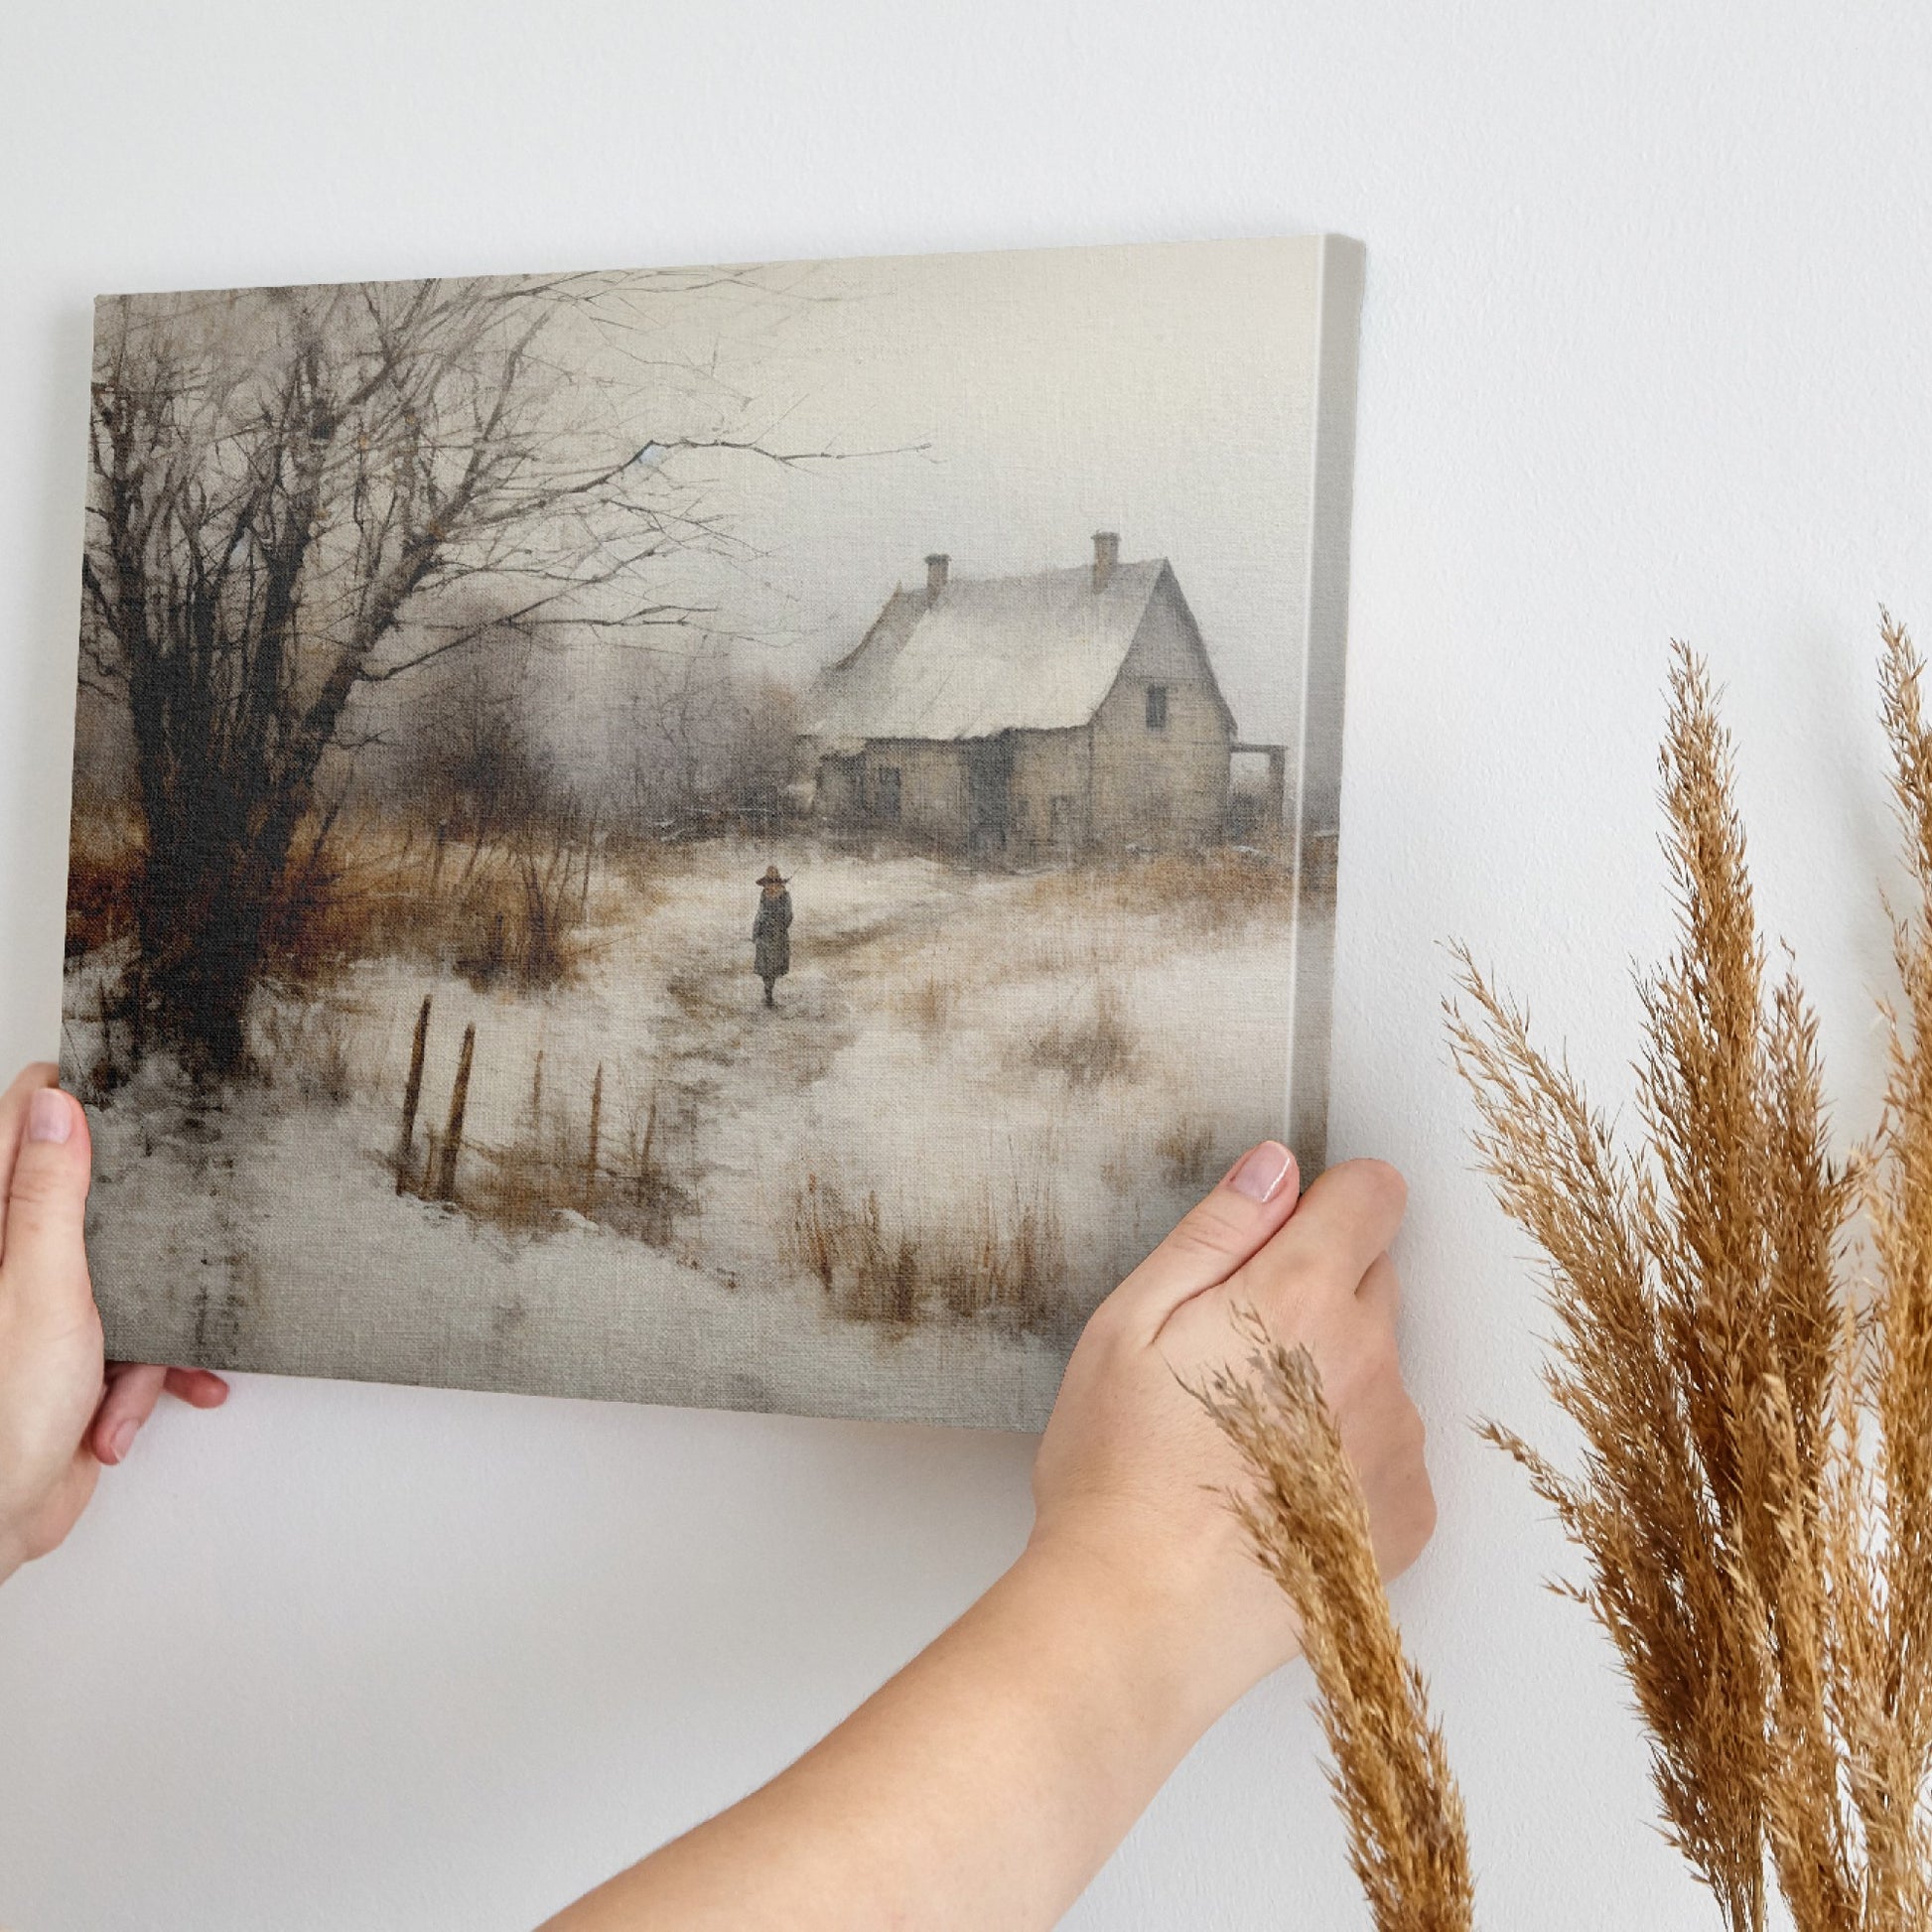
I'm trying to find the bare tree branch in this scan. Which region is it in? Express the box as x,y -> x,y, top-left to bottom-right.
82,270 -> 855,1069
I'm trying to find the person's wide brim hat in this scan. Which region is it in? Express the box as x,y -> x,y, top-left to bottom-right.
758,866 -> 789,884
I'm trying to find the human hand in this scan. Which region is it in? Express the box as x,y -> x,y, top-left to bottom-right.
541,1145 -> 1433,1932
0,1062 -> 227,1584
1028,1144 -> 1434,1726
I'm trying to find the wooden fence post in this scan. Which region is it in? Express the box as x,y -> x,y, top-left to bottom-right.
97,981 -> 115,1090
584,1062 -> 604,1215
129,958 -> 147,1063
434,1023 -> 476,1202
633,1091 -> 658,1207
397,995 -> 432,1194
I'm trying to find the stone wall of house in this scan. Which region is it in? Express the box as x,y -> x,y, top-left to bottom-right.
1087,579 -> 1232,848
1007,725 -> 1092,860
853,737 -> 968,847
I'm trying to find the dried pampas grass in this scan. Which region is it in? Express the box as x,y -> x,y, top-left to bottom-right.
1208,618 -> 1932,1932
1200,1313 -> 1475,1932
1447,618 -> 1932,1930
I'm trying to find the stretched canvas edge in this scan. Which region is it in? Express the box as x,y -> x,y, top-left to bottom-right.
1284,233 -> 1365,1176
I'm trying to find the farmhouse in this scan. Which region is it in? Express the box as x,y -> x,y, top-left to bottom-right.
801,533 -> 1282,860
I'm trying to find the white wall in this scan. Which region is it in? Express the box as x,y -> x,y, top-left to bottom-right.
3,3 -> 1928,1924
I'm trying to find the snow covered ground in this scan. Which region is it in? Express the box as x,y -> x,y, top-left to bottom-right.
70,838 -> 1307,1430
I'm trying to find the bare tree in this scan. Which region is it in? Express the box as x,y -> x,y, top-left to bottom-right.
80,274 -> 824,1070
720,675 -> 802,818
396,633 -> 558,849
602,651 -> 802,831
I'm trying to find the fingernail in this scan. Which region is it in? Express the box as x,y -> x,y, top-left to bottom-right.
1230,1142 -> 1294,1202
107,1418 -> 138,1463
27,1089 -> 72,1145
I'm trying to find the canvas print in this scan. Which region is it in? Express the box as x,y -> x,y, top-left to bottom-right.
61,235 -> 1364,1430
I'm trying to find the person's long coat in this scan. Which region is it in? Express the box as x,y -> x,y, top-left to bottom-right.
753,890 -> 792,982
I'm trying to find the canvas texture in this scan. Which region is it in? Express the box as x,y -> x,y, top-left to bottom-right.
60,235 -> 1363,1430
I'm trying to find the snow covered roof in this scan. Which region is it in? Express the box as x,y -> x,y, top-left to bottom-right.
803,557 -> 1172,747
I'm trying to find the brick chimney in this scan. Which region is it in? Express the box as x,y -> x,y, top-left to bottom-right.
925,553 -> 949,604
1091,530 -> 1120,592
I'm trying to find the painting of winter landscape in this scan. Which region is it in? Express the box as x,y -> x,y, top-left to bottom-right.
61,235 -> 1364,1429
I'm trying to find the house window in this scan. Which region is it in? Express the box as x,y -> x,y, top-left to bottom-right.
1145,684 -> 1170,729
873,764 -> 902,823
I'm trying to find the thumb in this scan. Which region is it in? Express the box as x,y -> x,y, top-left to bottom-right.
1102,1141 -> 1302,1338
2,1086 -> 95,1326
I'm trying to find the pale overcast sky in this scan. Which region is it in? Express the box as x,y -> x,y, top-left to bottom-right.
559,234 -> 1327,746
111,237 -> 1332,759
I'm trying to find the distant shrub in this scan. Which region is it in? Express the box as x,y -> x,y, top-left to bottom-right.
1032,982 -> 1139,1087
257,811 -> 604,994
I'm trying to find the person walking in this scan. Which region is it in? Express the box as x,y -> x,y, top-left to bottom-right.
752,865 -> 792,1008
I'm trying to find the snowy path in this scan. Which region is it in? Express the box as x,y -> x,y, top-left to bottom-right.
73,841 -> 1294,1429
643,865 -> 977,1287
650,914 -> 858,1287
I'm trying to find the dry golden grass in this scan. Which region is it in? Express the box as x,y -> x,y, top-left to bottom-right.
1447,621 -> 1932,1931
792,1174 -> 921,1325
1199,1315 -> 1475,1932
468,1139 -> 565,1233
265,812 -> 625,993
788,1168 -> 1067,1333
1031,981 -> 1139,1087
1025,846 -> 1295,934
454,1059 -> 688,1246
1154,1114 -> 1217,1188
64,811 -> 145,958
894,971 -> 960,1037
253,1000 -> 357,1105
